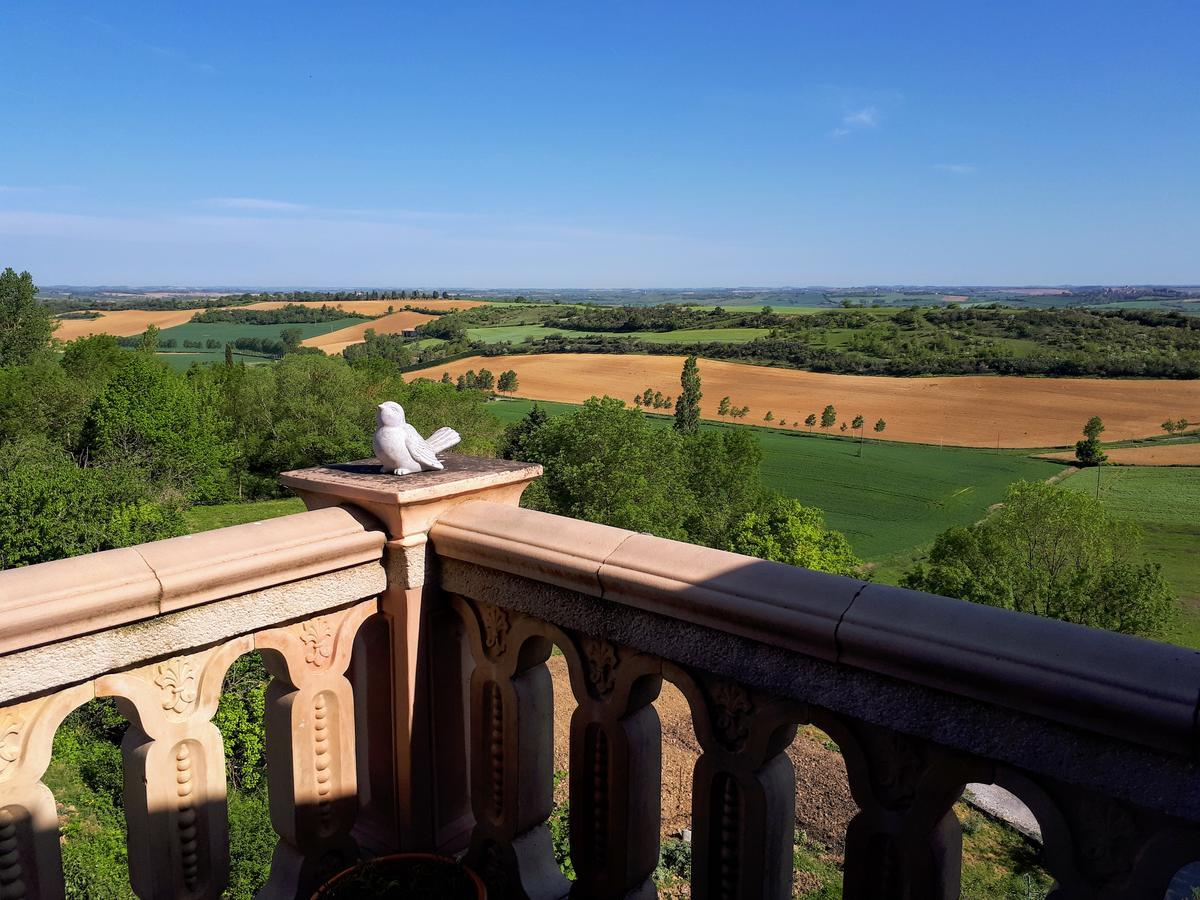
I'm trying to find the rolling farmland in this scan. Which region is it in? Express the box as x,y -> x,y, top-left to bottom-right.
484,398 -> 1058,568
410,353 -> 1200,448
54,309 -> 202,339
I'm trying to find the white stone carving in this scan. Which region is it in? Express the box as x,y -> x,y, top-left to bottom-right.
373,401 -> 461,475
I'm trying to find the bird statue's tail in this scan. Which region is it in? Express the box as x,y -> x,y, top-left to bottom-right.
427,427 -> 461,454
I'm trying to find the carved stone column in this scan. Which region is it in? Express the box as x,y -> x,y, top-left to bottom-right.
565,636 -> 663,900
97,638 -> 252,900
280,456 -> 542,855
684,672 -> 800,900
0,683 -> 92,900
458,600 -> 567,900
254,599 -> 376,899
834,719 -> 980,900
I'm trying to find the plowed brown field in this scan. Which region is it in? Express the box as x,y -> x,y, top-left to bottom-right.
1039,443 -> 1200,466
407,353 -> 1200,449
54,309 -> 201,340
301,310 -> 441,354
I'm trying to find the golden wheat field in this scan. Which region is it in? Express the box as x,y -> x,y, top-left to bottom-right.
408,353 -> 1200,449
53,309 -> 203,340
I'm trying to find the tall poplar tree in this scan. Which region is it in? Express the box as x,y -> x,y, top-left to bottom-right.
674,355 -> 702,434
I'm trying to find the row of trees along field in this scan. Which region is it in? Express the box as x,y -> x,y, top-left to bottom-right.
464,302 -> 1200,378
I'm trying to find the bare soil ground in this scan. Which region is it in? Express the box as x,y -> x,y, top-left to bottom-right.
546,656 -> 856,858
408,353 -> 1200,449
54,309 -> 201,340
1038,443 -> 1200,466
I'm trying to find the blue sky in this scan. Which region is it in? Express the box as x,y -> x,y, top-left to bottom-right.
1,1 -> 1197,287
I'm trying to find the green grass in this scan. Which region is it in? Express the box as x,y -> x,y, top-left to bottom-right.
1060,465 -> 1200,647
158,351 -> 274,370
486,398 -> 1058,572
465,324 -> 596,343
157,317 -> 366,348
630,327 -> 770,343
182,497 -> 306,533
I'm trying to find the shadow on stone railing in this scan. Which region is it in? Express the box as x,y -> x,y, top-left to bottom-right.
1,455 -> 1199,899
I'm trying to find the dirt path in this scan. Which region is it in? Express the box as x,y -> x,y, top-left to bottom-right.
408,353 -> 1200,449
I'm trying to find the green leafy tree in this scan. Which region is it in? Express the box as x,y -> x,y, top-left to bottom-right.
727,495 -> 862,576
79,353 -> 229,502
279,327 -> 303,354
497,369 -> 519,393
764,411 -> 774,422
1074,416 -> 1108,467
520,397 -> 696,539
874,418 -> 887,434
673,355 -> 702,434
137,325 -> 160,352
476,368 -> 495,390
718,396 -> 732,416
852,414 -> 864,430
901,480 -> 1174,637
820,404 -> 837,428
441,371 -> 452,385
0,438 -> 183,569
0,267 -> 56,364
805,413 -> 817,430
224,343 -> 234,367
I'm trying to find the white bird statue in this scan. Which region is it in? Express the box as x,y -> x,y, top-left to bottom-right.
373,401 -> 461,475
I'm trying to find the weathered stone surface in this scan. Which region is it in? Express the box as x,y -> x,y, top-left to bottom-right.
280,456 -> 542,539
0,562 -> 385,705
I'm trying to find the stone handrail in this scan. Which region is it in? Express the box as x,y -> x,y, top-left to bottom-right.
429,499 -> 1200,898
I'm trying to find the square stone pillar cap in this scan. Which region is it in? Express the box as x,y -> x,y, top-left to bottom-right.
280,456 -> 542,542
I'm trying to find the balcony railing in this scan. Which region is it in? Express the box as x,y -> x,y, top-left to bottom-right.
1,455 -> 1198,899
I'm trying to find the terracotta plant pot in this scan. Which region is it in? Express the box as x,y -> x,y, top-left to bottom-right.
311,852 -> 487,900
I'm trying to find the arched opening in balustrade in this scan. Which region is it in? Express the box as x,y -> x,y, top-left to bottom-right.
544,640 -> 576,882
44,696 -> 135,898
215,648 -> 275,898
955,784 -> 1052,898
654,677 -> 702,897
788,724 -> 854,897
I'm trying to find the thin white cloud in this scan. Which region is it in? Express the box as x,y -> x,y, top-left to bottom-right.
843,107 -> 879,128
828,105 -> 881,138
203,197 -> 309,211
933,163 -> 977,175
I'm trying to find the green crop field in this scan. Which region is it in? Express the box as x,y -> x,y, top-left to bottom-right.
151,317 -> 366,366
183,497 -> 306,532
1061,465 -> 1200,647
465,324 -> 595,343
485,398 -> 1058,574
629,327 -> 771,343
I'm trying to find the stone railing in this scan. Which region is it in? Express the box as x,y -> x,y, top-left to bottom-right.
2,456 -> 1199,899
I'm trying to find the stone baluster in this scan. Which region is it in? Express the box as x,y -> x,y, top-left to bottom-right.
458,599 -> 567,900
0,683 -> 92,900
253,599 -> 376,899
834,719 -> 981,900
96,639 -> 252,900
280,456 -> 543,856
683,671 -> 800,900
563,636 -> 663,900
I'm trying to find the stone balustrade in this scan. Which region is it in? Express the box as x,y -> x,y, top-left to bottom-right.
1,456 -> 1198,899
